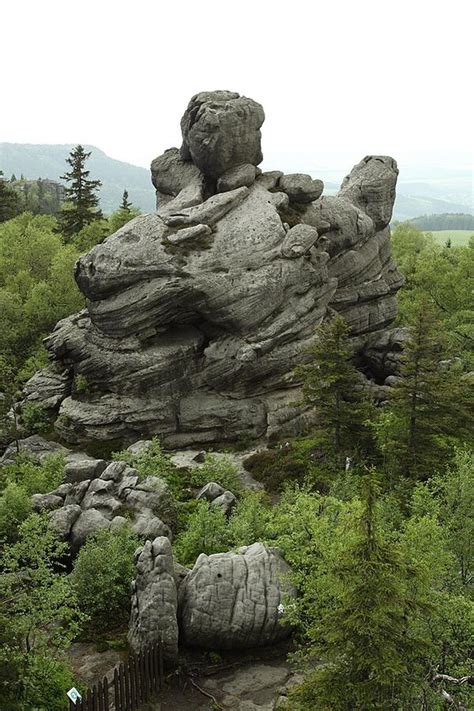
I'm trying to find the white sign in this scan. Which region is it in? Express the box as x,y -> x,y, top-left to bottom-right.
67,688 -> 82,704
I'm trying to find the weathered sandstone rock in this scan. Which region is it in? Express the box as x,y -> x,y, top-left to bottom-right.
179,543 -> 295,649
128,537 -> 179,663
22,91 -> 403,448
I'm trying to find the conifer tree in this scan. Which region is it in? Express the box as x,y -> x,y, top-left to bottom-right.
57,145 -> 102,239
388,298 -> 472,478
291,471 -> 432,710
0,170 -> 20,223
120,189 -> 132,212
296,315 -> 372,458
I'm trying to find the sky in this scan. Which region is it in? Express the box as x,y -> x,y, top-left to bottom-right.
2,0 -> 473,179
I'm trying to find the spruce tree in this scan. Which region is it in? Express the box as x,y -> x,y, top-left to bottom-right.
389,298 -> 472,479
120,189 -> 133,212
296,315 -> 372,458
0,171 -> 20,223
57,145 -> 102,238
291,471 -> 432,710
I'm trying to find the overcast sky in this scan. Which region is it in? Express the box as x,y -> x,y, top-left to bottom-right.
2,0 -> 473,177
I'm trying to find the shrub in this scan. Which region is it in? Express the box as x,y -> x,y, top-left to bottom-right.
73,373 -> 89,394
173,501 -> 231,566
0,482 -> 32,543
71,525 -> 139,635
2,452 -> 64,496
195,454 -> 242,494
228,491 -> 272,546
20,402 -> 51,434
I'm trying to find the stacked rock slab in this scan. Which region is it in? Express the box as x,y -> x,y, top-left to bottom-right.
23,91 -> 404,447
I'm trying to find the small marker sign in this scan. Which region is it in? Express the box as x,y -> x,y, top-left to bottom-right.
67,687 -> 82,705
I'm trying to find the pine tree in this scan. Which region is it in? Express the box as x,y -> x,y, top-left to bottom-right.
0,171 -> 20,223
291,471 -> 432,710
296,315 -> 372,458
57,145 -> 102,238
120,189 -> 133,212
389,298 -> 472,479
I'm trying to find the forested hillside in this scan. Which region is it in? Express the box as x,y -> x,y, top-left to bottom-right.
0,143 -> 155,213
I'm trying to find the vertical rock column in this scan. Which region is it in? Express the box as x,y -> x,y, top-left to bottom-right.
128,536 -> 179,664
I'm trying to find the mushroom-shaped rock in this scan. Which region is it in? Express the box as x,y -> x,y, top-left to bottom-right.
128,537 -> 179,664
180,91 -> 264,178
179,543 -> 295,649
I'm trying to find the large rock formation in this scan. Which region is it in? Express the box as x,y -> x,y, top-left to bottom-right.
23,91 -> 403,447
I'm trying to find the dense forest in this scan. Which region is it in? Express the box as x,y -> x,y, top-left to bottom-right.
0,150 -> 473,710
408,213 -> 474,231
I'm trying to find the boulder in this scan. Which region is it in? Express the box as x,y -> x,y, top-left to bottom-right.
279,174 -> 324,204
217,163 -> 257,192
32,493 -> 63,512
132,510 -> 172,541
180,91 -> 264,178
196,482 -> 225,502
210,490 -> 237,516
0,435 -> 69,466
128,537 -> 179,663
64,458 -> 107,483
70,508 -> 111,553
49,504 -> 82,540
179,543 -> 295,649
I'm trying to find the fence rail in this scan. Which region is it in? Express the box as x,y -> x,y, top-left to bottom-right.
69,643 -> 164,711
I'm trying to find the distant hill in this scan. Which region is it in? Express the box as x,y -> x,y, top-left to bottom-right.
0,143 -> 156,214
408,213 -> 474,231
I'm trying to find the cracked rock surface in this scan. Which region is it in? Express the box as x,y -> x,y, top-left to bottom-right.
23,90 -> 403,448
179,543 -> 295,650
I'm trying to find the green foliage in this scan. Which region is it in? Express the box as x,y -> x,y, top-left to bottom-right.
0,212 -> 84,373
57,145 -> 103,238
384,298 -> 473,478
392,223 -> 474,363
243,437 -> 328,493
0,169 -> 21,222
173,500 -> 230,566
71,525 -> 139,635
20,402 -> 50,434
296,315 -> 373,461
288,473 -> 433,710
227,491 -> 272,547
0,482 -> 32,543
0,513 -> 82,710
73,373 -> 90,394
197,454 -> 243,495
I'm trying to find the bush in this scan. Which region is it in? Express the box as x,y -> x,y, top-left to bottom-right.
71,525 -> 139,635
228,491 -> 272,546
173,501 -> 230,566
195,454 -> 242,494
2,452 -> 64,496
20,402 -> 50,434
0,482 -> 32,543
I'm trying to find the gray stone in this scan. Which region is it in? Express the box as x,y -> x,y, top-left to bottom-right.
50,483 -> 72,498
196,481 -> 225,502
100,460 -> 127,482
210,490 -> 237,516
109,515 -> 128,530
217,163 -> 257,192
70,508 -> 111,553
80,479 -> 122,518
32,493 -> 63,512
49,504 -> 82,540
180,91 -> 264,178
64,479 -> 91,507
279,174 -> 324,203
128,537 -> 179,663
132,510 -> 172,541
23,92 -> 403,449
0,435 -> 69,466
180,543 -> 295,649
64,459 -> 107,483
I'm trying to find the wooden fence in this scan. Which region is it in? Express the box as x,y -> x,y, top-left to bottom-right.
69,643 -> 164,711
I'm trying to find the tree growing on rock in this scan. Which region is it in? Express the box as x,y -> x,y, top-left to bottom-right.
296,315 -> 373,462
57,145 -> 102,239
